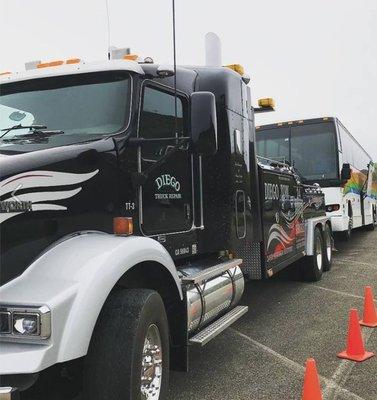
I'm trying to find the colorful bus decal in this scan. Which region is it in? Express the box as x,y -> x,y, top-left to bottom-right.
372,163 -> 377,200
343,169 -> 365,196
342,164 -> 377,200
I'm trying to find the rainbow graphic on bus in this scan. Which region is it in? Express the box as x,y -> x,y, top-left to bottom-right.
343,164 -> 377,200
372,163 -> 377,200
343,170 -> 366,196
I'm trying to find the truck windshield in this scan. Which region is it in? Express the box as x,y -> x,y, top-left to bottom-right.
257,122 -> 338,182
0,71 -> 130,152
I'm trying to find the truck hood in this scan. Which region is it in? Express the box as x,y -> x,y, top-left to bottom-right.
0,139 -> 119,286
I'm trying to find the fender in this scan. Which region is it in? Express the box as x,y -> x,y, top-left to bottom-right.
0,231 -> 182,374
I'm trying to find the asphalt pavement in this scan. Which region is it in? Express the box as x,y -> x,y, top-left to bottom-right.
168,228 -> 377,400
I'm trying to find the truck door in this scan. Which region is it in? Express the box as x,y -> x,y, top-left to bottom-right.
138,84 -> 193,235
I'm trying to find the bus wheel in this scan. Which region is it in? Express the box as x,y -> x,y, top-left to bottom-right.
83,289 -> 169,400
340,216 -> 353,241
301,227 -> 324,281
322,224 -> 333,271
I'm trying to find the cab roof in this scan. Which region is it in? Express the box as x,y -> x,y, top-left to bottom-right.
0,59 -> 145,85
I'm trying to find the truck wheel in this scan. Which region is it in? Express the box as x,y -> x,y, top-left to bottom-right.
83,289 -> 169,400
322,224 -> 333,271
301,227 -> 324,281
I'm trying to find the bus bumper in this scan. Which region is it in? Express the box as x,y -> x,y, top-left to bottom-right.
329,215 -> 349,232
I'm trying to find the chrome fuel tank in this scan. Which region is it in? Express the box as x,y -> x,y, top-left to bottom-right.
184,266 -> 244,333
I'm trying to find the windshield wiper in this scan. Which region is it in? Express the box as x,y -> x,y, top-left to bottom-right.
1,124 -> 64,140
0,124 -> 47,138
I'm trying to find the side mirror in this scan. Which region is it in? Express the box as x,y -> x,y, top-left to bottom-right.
190,92 -> 218,155
341,163 -> 351,182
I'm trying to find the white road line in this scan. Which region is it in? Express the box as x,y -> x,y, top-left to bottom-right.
310,285 -> 364,300
229,328 -> 366,400
334,258 -> 377,269
323,328 -> 375,400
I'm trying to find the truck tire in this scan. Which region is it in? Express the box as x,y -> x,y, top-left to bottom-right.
301,227 -> 324,281
322,224 -> 333,271
83,289 -> 169,400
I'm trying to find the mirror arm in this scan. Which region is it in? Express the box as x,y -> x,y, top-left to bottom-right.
253,106 -> 275,114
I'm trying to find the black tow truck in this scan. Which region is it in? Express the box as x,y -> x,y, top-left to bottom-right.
0,52 -> 331,400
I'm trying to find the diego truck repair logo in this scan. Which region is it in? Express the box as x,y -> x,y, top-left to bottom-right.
0,169 -> 99,223
154,174 -> 182,200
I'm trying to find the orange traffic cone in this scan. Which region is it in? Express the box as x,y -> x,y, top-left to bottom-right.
338,309 -> 374,362
302,358 -> 322,400
360,286 -> 377,328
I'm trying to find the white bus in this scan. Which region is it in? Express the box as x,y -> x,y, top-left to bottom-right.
256,117 -> 377,240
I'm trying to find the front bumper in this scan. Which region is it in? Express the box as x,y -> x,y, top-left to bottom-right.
328,214 -> 349,232
0,341 -> 52,375
0,387 -> 19,400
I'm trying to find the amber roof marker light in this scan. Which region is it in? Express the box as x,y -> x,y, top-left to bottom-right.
254,98 -> 276,114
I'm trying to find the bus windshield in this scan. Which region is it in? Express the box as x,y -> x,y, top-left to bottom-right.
0,71 -> 131,153
257,122 -> 338,182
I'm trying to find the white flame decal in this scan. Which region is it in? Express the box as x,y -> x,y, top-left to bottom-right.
0,170 -> 99,223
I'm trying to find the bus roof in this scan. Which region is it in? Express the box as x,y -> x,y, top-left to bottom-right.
256,117 -> 336,130
256,116 -> 374,162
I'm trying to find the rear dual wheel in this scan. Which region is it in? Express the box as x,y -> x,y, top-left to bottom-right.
301,227 -> 324,281
301,225 -> 332,281
322,224 -> 333,271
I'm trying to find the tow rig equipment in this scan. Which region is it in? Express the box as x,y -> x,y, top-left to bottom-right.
0,38 -> 332,399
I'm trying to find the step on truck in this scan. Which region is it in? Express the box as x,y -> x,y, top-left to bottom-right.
0,42 -> 332,399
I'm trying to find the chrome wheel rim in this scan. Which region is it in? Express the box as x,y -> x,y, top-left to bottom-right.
316,237 -> 323,271
326,232 -> 332,262
141,324 -> 162,400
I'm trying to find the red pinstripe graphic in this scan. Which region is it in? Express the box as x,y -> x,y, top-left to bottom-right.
2,174 -> 52,187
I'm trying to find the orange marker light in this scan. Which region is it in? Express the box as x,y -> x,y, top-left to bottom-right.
123,54 -> 139,61
66,58 -> 81,64
37,60 -> 64,68
0,71 -> 11,76
113,217 -> 133,236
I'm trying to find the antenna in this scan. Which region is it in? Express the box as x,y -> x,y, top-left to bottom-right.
105,0 -> 111,60
172,0 -> 178,139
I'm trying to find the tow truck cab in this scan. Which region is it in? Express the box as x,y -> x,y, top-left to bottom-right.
0,58 -> 331,398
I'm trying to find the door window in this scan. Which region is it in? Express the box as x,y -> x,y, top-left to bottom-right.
139,85 -> 192,235
140,86 -> 184,164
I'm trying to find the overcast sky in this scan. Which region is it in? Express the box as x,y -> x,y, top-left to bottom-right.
1,0 -> 376,159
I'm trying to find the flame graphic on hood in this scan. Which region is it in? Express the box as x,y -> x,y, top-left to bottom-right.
0,169 -> 99,223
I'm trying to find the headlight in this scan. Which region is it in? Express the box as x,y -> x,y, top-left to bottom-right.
0,305 -> 51,341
